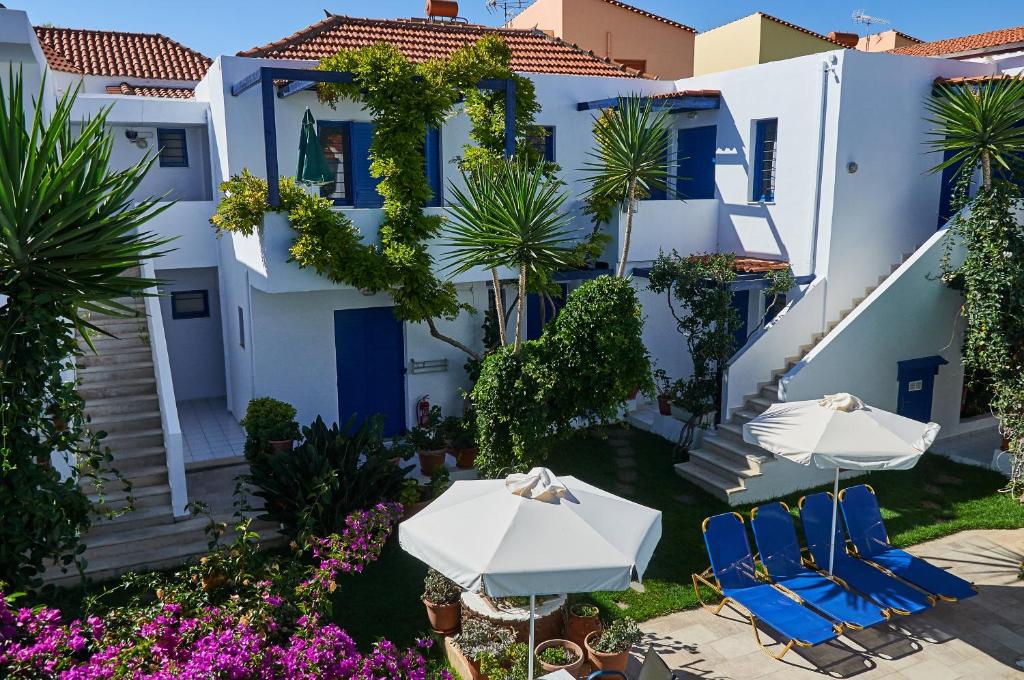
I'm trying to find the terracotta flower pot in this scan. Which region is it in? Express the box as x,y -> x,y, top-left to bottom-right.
585,630 -> 631,673
566,605 -> 602,648
656,394 -> 672,416
268,439 -> 293,454
418,449 -> 446,475
455,447 -> 478,469
422,598 -> 460,634
535,638 -> 585,676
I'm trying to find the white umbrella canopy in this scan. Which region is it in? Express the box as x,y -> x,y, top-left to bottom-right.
742,393 -> 940,574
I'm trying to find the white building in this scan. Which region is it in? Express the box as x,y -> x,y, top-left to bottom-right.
1,3 -> 1015,565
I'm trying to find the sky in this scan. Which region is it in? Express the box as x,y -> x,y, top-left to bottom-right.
5,0 -> 1024,59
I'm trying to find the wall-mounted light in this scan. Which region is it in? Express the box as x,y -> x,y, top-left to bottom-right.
125,128 -> 153,149
847,161 -> 858,174
686,111 -> 698,119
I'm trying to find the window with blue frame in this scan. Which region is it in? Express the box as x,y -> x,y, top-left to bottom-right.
171,290 -> 209,319
528,126 -> 556,163
424,126 -> 443,207
318,121 -> 353,205
157,128 -> 188,168
751,118 -> 778,202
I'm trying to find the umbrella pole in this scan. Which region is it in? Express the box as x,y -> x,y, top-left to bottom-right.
528,594 -> 536,680
828,467 -> 839,575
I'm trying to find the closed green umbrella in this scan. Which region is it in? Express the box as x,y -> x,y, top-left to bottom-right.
296,108 -> 332,185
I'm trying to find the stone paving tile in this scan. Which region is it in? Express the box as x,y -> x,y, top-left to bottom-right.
638,528 -> 1024,680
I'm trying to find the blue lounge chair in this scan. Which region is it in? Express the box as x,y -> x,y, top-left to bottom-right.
750,502 -> 890,630
799,492 -> 935,615
694,512 -> 841,659
838,485 -> 978,602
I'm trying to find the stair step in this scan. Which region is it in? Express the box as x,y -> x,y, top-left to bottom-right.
702,432 -> 769,470
91,501 -> 174,529
82,464 -> 168,493
78,347 -> 153,368
674,461 -> 744,502
689,447 -> 760,478
717,421 -> 746,440
759,383 -> 779,401
85,335 -> 149,351
99,430 -> 166,452
85,393 -> 160,417
79,362 -> 156,382
79,377 -> 157,400
731,409 -> 759,426
88,482 -> 170,505
746,396 -> 775,413
89,410 -> 163,432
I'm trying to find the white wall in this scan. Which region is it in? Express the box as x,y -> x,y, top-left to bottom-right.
147,201 -> 218,269
156,267 -> 227,401
102,123 -> 212,201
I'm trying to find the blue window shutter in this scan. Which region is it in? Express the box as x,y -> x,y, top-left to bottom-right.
752,119 -> 777,202
350,122 -> 383,208
648,132 -> 670,200
544,126 -> 555,162
425,126 -> 442,207
676,125 -> 717,200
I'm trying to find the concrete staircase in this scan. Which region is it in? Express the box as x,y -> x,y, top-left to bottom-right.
674,252 -> 913,504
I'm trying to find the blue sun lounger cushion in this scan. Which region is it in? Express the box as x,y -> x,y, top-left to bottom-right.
702,513 -> 839,652
838,485 -> 977,601
798,493 -> 934,615
750,502 -> 889,629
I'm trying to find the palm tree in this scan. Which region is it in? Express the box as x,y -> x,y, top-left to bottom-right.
444,157 -> 577,352
925,76 -> 1024,190
0,71 -> 169,586
582,95 -> 671,277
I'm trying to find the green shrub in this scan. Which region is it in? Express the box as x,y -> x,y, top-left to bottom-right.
246,415 -> 410,539
589,617 -> 643,653
406,405 -> 446,451
240,397 -> 300,459
537,644 -> 579,666
478,642 -> 534,680
453,618 -> 517,662
422,568 -> 462,605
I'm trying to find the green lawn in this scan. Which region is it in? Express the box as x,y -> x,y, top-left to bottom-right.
338,425 -> 1024,644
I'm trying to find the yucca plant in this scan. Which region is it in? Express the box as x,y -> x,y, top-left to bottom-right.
444,157 -> 576,352
925,76 -> 1024,190
582,95 -> 671,276
0,71 -> 170,588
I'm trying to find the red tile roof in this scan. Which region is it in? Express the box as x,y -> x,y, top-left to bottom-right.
238,14 -> 640,78
104,82 -> 195,98
594,0 -> 695,33
687,254 -> 790,274
892,25 -> 1024,57
33,26 -> 211,81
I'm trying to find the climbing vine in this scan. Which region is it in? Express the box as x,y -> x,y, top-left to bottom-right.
212,36 -> 545,356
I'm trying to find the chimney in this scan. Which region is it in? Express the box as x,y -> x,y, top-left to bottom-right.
827,31 -> 860,48
426,0 -> 459,20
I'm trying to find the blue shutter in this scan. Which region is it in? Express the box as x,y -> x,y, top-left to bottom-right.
350,122 -> 383,208
752,119 -> 777,202
937,148 -> 962,228
543,126 -> 555,162
676,125 -> 717,200
648,132 -> 670,200
425,126 -> 442,207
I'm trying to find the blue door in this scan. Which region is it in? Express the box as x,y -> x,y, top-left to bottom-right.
334,307 -> 406,437
897,356 -> 948,423
730,289 -> 750,350
648,132 -> 671,200
526,284 -> 569,340
677,125 -> 717,199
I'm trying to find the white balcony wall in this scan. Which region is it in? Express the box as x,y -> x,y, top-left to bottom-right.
618,199 -> 719,266
146,201 -> 218,269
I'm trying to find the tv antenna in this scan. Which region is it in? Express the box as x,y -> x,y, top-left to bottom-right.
852,9 -> 890,50
486,0 -> 531,24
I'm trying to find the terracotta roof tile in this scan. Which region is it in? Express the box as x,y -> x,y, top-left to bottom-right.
732,256 -> 790,274
239,15 -> 639,78
892,25 -> 1024,57
104,82 -> 195,98
34,26 -> 211,81
593,0 -> 695,33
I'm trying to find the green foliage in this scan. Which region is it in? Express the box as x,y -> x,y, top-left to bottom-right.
0,72 -> 167,590
589,617 -> 643,653
472,277 -> 652,477
941,182 -> 1024,495
478,642 -> 534,680
453,618 -> 517,662
406,405 -> 446,450
537,644 -> 579,666
647,252 -> 738,447
571,603 -> 599,618
246,415 -> 411,540
240,397 -> 300,458
422,568 -> 462,605
925,78 -> 1024,188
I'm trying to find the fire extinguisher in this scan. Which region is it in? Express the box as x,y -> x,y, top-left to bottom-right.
416,395 -> 431,427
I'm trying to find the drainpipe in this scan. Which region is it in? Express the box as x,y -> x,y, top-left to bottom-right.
808,54 -> 837,329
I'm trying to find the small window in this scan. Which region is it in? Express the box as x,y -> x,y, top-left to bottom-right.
752,119 -> 778,202
157,128 -> 188,167
237,306 -> 245,348
319,122 -> 353,205
170,290 -> 209,319
528,126 -> 555,163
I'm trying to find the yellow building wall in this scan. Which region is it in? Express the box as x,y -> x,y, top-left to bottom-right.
692,14 -> 762,76
758,18 -> 838,64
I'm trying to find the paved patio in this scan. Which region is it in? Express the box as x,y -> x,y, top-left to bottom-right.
636,528 -> 1024,679
178,396 -> 246,464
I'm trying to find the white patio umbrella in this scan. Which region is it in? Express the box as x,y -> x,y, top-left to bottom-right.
742,393 -> 940,574
399,467 -> 662,680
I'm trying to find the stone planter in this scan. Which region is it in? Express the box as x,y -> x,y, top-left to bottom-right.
461,592 -> 566,644
535,638 -> 585,677
585,630 -> 631,673
423,598 -> 460,634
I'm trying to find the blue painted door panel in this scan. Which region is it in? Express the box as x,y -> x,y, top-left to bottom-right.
897,356 -> 947,423
334,307 -> 405,437
730,289 -> 750,350
350,122 -> 384,208
677,125 -> 717,199
526,284 -> 568,340
425,126 -> 442,207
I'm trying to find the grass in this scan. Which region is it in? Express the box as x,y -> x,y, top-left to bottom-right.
341,425 -> 1024,643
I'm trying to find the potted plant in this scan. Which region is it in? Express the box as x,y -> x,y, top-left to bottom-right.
653,369 -> 673,416
453,618 -> 517,680
585,617 -> 643,673
535,639 -> 585,676
422,568 -> 463,634
408,405 -> 447,475
452,414 -> 479,469
566,602 -> 602,648
240,397 -> 300,457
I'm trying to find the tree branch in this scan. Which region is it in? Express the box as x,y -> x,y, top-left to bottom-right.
425,317 -> 480,361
